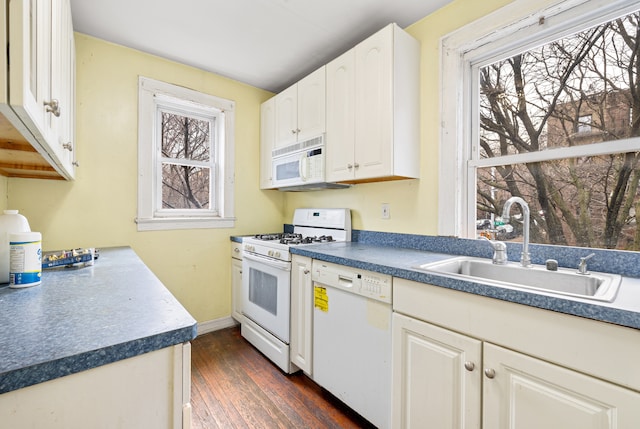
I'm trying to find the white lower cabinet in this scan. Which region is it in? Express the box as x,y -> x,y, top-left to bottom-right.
483,342 -> 640,429
230,242 -> 243,322
392,313 -> 482,428
392,278 -> 640,429
290,254 -> 312,374
0,343 -> 192,429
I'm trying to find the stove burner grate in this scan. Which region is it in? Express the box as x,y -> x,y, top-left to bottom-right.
252,232 -> 336,246
281,234 -> 334,245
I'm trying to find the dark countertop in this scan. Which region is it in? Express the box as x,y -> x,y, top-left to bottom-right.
0,247 -> 197,394
290,241 -> 640,330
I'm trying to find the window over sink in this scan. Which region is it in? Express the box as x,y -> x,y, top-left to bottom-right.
137,77 -> 235,231
440,0 -> 640,250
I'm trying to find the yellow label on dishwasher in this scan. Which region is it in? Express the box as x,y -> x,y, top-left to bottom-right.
314,284 -> 328,312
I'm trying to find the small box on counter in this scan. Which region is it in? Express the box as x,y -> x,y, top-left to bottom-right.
42,248 -> 99,269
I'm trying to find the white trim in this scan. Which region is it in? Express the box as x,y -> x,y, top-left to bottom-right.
137,76 -> 235,231
197,316 -> 238,336
438,0 -> 640,237
135,216 -> 236,231
470,139 -> 640,168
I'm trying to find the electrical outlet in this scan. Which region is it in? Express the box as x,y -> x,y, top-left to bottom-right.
381,203 -> 390,219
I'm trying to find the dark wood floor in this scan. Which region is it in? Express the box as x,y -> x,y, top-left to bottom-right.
190,326 -> 377,429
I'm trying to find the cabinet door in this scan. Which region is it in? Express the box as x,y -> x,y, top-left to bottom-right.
354,23 -> 393,180
325,50 -> 356,182
260,98 -> 275,189
392,313 -> 482,429
483,343 -> 640,429
231,257 -> 243,322
274,84 -> 297,148
9,0 -> 52,142
8,0 -> 75,180
230,243 -> 243,323
296,66 -> 325,142
49,0 -> 75,176
290,255 -> 312,374
0,344 -> 191,429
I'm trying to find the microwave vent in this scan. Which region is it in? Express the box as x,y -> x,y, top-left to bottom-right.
272,134 -> 324,158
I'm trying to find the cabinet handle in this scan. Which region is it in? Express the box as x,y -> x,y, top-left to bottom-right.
44,99 -> 61,117
291,129 -> 297,134
72,161 -> 80,167
303,269 -> 310,274
233,248 -> 240,253
354,162 -> 360,168
484,368 -> 496,379
62,142 -> 73,152
347,163 -> 353,169
464,361 -> 475,372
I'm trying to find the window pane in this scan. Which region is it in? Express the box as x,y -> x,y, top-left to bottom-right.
162,164 -> 211,209
479,10 -> 640,159
475,9 -> 640,251
476,152 -> 640,250
161,112 -> 211,162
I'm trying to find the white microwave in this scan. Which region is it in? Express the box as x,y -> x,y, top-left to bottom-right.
272,135 -> 325,188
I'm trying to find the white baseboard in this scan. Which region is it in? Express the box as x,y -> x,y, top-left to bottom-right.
196,316 -> 239,336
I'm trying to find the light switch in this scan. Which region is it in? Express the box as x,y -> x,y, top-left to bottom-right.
381,203 -> 390,219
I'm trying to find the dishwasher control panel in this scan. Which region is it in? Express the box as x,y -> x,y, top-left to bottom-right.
312,260 -> 392,304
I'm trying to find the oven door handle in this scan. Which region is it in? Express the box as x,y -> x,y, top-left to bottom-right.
243,253 -> 291,271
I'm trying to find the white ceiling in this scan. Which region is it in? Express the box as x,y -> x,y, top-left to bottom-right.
69,0 -> 452,93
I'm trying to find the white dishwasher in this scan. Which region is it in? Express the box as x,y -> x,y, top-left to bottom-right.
312,260 -> 393,429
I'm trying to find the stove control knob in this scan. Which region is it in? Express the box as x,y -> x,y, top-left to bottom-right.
275,251 -> 281,258
268,250 -> 274,257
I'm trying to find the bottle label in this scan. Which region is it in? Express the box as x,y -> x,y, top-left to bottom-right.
10,239 -> 42,287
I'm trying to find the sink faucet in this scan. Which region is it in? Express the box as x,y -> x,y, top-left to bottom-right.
502,196 -> 532,267
480,236 -> 508,265
577,253 -> 595,275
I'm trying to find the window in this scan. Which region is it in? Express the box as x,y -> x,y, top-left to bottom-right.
440,0 -> 640,250
137,77 -> 235,231
576,115 -> 592,134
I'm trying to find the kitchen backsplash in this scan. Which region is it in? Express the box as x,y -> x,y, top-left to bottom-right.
282,226 -> 640,279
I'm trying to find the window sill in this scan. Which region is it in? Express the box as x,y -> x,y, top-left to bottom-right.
135,216 -> 236,231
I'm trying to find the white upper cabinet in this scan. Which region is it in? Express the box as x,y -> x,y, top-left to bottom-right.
326,23 -> 420,183
260,22 -> 418,189
7,0 -> 52,144
325,50 -> 356,182
274,66 -> 326,149
3,0 -> 76,179
49,0 -> 75,174
260,98 -> 276,189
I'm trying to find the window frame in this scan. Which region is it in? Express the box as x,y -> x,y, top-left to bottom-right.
439,0 -> 640,238
137,76 -> 235,231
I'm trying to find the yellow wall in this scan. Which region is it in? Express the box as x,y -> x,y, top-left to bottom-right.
6,0 -> 512,323
7,34 -> 283,322
0,175 -> 7,211
282,0 -> 512,232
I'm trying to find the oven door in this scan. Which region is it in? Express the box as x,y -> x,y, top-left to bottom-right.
242,252 -> 291,343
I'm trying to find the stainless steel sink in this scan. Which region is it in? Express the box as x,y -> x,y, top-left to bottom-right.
415,257 -> 622,302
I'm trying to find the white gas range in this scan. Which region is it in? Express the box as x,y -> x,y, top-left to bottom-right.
241,208 -> 351,373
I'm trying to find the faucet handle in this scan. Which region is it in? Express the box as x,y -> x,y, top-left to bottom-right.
577,253 -> 595,275
480,236 -> 508,265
